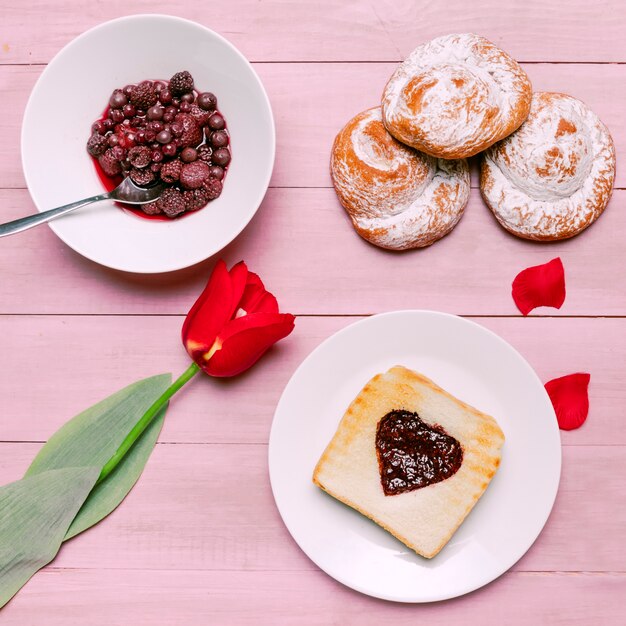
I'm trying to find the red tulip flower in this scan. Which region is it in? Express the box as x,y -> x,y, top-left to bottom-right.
182,260 -> 295,377
98,260 -> 294,482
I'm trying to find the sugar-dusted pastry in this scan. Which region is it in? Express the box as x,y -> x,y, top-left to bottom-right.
330,107 -> 470,250
313,366 -> 505,559
480,92 -> 616,241
381,33 -> 532,159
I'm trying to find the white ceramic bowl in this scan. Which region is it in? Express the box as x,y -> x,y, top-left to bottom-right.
21,15 -> 275,273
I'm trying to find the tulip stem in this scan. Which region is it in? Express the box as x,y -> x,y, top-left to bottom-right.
96,362 -> 201,485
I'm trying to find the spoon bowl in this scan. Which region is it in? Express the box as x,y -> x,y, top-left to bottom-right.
0,179 -> 165,238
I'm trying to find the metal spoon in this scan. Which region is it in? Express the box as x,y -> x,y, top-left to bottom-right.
0,178 -> 165,238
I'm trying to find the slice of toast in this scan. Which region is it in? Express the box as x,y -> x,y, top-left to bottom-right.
313,366 -> 505,558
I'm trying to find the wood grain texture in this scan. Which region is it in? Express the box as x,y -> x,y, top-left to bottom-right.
0,188 -> 624,316
0,443 -> 623,574
1,569 -> 624,625
0,316 -> 622,447
1,1 -> 626,63
0,1 -> 624,622
1,62 -> 625,190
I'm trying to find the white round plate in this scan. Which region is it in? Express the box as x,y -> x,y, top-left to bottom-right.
269,311 -> 561,602
21,15 -> 275,273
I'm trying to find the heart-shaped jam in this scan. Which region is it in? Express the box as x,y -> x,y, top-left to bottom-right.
375,410 -> 463,496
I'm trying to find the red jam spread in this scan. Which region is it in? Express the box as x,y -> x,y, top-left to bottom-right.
375,410 -> 463,496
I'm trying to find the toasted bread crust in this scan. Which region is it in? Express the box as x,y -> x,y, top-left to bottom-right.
313,366 -> 504,558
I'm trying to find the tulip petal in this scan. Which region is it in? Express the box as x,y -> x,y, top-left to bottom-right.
545,373 -> 590,430
203,312 -> 295,377
228,261 -> 249,316
512,258 -> 566,316
239,272 -> 279,314
182,259 -> 234,358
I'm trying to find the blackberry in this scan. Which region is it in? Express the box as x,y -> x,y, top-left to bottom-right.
169,71 -> 194,97
98,149 -> 122,177
127,146 -> 152,169
129,167 -> 155,186
158,188 -> 186,218
129,81 -> 158,110
160,159 -> 183,183
180,161 -> 210,190
87,133 -> 108,157
197,144 -> 213,163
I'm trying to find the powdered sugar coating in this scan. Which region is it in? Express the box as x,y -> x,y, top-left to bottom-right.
481,92 -> 616,241
382,33 -> 532,159
331,108 -> 470,250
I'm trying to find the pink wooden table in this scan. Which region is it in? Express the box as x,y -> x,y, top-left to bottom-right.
1,2 -> 624,623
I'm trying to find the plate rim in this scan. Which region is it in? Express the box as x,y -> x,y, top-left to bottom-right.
20,13 -> 276,274
268,309 -> 562,602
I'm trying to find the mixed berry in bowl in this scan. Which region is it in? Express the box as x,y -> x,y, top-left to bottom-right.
86,71 -> 231,219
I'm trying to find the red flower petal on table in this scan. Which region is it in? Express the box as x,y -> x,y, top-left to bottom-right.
203,312 -> 296,377
182,259 -> 238,358
545,373 -> 590,430
239,272 -> 279,315
512,258 -> 566,316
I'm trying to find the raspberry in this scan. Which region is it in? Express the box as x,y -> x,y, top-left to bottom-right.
174,113 -> 203,148
158,188 -> 186,218
183,189 -> 207,212
201,178 -> 223,201
188,103 -> 211,127
87,132 -> 108,157
169,71 -> 194,97
130,81 -> 158,110
180,161 -> 210,190
142,201 -> 162,216
129,167 -> 155,186
98,149 -> 122,177
127,146 -> 151,169
160,159 -> 183,183
196,144 -> 213,163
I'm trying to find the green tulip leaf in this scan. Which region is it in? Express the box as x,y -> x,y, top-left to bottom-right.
0,466 -> 99,608
25,373 -> 172,539
0,373 -> 172,609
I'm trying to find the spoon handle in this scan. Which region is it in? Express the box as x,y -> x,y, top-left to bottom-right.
0,193 -> 111,238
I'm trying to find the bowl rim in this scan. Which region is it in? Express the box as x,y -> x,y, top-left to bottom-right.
20,13 -> 276,273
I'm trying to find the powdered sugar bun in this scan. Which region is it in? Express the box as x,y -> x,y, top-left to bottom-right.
331,107 -> 470,250
382,33 -> 532,159
480,92 -> 616,241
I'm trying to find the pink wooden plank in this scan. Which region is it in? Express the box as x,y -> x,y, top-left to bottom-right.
1,1 -> 626,64
1,63 -> 626,189
1,568 -> 624,624
0,316 -> 623,446
0,188 -> 624,316
0,316 -> 626,445
0,443 -> 622,573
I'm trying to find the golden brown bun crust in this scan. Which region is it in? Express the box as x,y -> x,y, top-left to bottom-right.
480,92 -> 616,241
330,107 -> 469,250
381,33 -> 532,159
